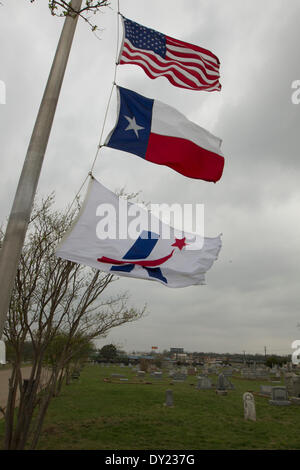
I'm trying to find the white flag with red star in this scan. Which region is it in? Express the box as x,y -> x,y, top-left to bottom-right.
56,177 -> 221,288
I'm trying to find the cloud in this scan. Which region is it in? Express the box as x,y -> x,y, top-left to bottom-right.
1,0 -> 300,355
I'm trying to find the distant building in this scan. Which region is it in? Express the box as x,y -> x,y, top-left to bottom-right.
170,348 -> 184,354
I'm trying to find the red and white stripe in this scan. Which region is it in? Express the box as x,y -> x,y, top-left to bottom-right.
119,35 -> 221,92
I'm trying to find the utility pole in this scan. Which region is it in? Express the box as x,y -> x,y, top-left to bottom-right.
0,0 -> 83,338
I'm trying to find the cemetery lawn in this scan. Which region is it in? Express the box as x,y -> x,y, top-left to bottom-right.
0,364 -> 300,450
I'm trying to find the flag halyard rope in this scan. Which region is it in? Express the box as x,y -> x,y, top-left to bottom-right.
68,0 -> 121,213
89,0 -> 121,175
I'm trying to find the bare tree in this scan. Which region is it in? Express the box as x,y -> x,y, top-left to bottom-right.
0,194 -> 145,450
29,0 -> 111,32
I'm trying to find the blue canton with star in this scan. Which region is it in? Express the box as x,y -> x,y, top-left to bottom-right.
123,17 -> 166,59
105,87 -> 154,160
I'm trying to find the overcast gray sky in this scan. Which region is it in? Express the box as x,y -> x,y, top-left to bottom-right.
1,0 -> 300,356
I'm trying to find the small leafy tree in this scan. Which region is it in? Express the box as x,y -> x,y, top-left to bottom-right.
0,194 -> 145,450
44,331 -> 96,393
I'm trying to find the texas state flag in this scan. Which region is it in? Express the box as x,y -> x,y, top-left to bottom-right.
105,86 -> 225,182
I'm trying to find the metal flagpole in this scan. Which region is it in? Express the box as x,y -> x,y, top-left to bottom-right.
0,0 -> 83,338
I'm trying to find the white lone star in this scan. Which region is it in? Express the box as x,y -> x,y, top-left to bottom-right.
124,115 -> 145,138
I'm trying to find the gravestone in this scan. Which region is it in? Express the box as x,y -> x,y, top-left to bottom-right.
241,369 -> 256,379
243,392 -> 256,421
151,371 -> 163,380
216,373 -> 227,395
256,369 -> 269,379
172,373 -> 186,382
137,370 -> 146,378
224,376 -> 235,389
23,379 -> 36,393
285,375 -> 300,398
271,372 -> 281,383
71,370 -> 80,379
260,385 -> 272,396
111,373 -> 126,378
217,373 -> 234,390
165,390 -> 174,407
196,376 -> 212,390
269,386 -> 291,406
217,373 -> 226,389
0,340 -> 6,365
290,397 -> 300,405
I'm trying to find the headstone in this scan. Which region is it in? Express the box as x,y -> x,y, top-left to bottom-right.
224,375 -> 235,389
271,372 -> 281,383
172,373 -> 186,382
217,373 -> 234,390
111,373 -> 126,378
285,375 -> 300,398
260,385 -> 272,396
196,376 -> 212,390
290,397 -> 300,405
269,386 -> 291,406
165,390 -> 174,407
241,369 -> 255,379
0,340 -> 6,365
71,370 -> 80,379
216,373 -> 227,395
217,373 -> 226,390
243,392 -> 256,421
153,371 -> 163,379
256,369 -> 269,379
137,370 -> 146,378
23,379 -> 36,392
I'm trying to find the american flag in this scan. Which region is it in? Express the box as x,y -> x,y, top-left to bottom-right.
119,17 -> 221,92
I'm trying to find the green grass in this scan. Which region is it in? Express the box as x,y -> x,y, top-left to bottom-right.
1,365 -> 300,450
